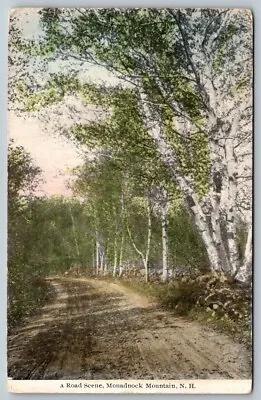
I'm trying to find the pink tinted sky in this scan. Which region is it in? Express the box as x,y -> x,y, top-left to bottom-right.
8,111 -> 83,196
8,8 -> 124,197
8,10 -> 83,197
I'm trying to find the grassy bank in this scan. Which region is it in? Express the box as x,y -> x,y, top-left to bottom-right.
112,274 -> 252,349
8,277 -> 55,331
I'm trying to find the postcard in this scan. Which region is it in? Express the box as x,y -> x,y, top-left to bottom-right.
7,7 -> 253,394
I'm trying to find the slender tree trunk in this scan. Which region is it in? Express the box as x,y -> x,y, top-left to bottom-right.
100,250 -> 104,273
96,231 -> 106,275
103,251 -> 108,275
225,141 -> 241,275
236,225 -> 252,283
126,194 -> 152,283
119,234 -> 124,266
138,85 -> 249,281
187,198 -> 222,273
118,187 -> 125,277
96,230 -> 100,275
119,232 -> 124,277
92,244 -> 96,275
144,195 -> 152,283
161,206 -> 168,282
113,236 -> 118,277
209,141 -> 232,274
138,87 -> 222,274
137,77 -> 252,282
68,202 -> 80,262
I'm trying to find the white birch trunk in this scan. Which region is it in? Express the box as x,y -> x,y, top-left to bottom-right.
99,250 -> 104,273
236,225 -> 252,283
114,187 -> 125,278
144,195 -> 152,283
113,236 -> 118,277
138,87 -> 222,273
95,231 -> 100,275
185,196 -> 223,272
92,245 -> 96,275
137,82 -> 251,281
225,140 -> 241,275
151,187 -> 169,281
126,194 -> 152,283
119,233 -> 124,266
103,253 -> 108,275
68,202 -> 80,262
161,204 -> 168,282
208,138 -> 232,274
119,232 -> 124,277
96,231 -> 106,275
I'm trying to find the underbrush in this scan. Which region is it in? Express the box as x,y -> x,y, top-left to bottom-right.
113,273 -> 252,348
8,276 -> 55,331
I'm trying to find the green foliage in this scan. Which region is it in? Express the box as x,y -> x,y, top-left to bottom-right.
14,8 -> 229,199
14,9 -> 212,185
157,280 -> 203,314
213,24 -> 237,72
72,156 -> 208,271
8,276 -> 53,329
236,223 -> 248,261
229,77 -> 251,98
116,275 -> 251,345
8,9 -> 252,324
17,75 -> 81,111
8,140 -> 41,205
190,131 -> 210,198
8,194 -> 96,327
8,142 -> 43,326
168,206 -> 208,268
8,144 -> 95,327
12,8 -> 251,205
10,36 -> 56,57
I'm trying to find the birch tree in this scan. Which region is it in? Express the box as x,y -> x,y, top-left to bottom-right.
150,187 -> 170,282
68,88 -> 176,280
13,8 -> 253,282
72,157 -> 126,275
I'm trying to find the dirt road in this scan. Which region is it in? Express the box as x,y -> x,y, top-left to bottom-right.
8,277 -> 252,380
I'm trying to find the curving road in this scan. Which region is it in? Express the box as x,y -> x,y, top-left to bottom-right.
8,276 -> 252,380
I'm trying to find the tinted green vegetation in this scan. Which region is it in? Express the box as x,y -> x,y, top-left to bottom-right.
8,141 -> 209,327
8,8 -> 252,340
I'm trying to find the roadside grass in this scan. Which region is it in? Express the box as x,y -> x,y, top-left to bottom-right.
8,277 -> 55,332
110,275 -> 252,349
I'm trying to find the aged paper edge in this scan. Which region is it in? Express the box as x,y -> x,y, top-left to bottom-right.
7,379 -> 252,394
9,7 -> 253,16
6,7 -> 253,397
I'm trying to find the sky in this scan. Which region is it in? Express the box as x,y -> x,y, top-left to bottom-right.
8,111 -> 82,196
8,8 -> 252,204
8,8 -> 120,197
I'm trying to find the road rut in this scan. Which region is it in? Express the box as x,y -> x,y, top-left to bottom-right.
8,276 -> 252,380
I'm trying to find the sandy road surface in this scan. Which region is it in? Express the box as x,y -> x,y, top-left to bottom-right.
8,277 -> 252,380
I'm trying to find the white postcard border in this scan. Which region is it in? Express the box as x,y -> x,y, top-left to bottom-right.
7,379 -> 252,394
